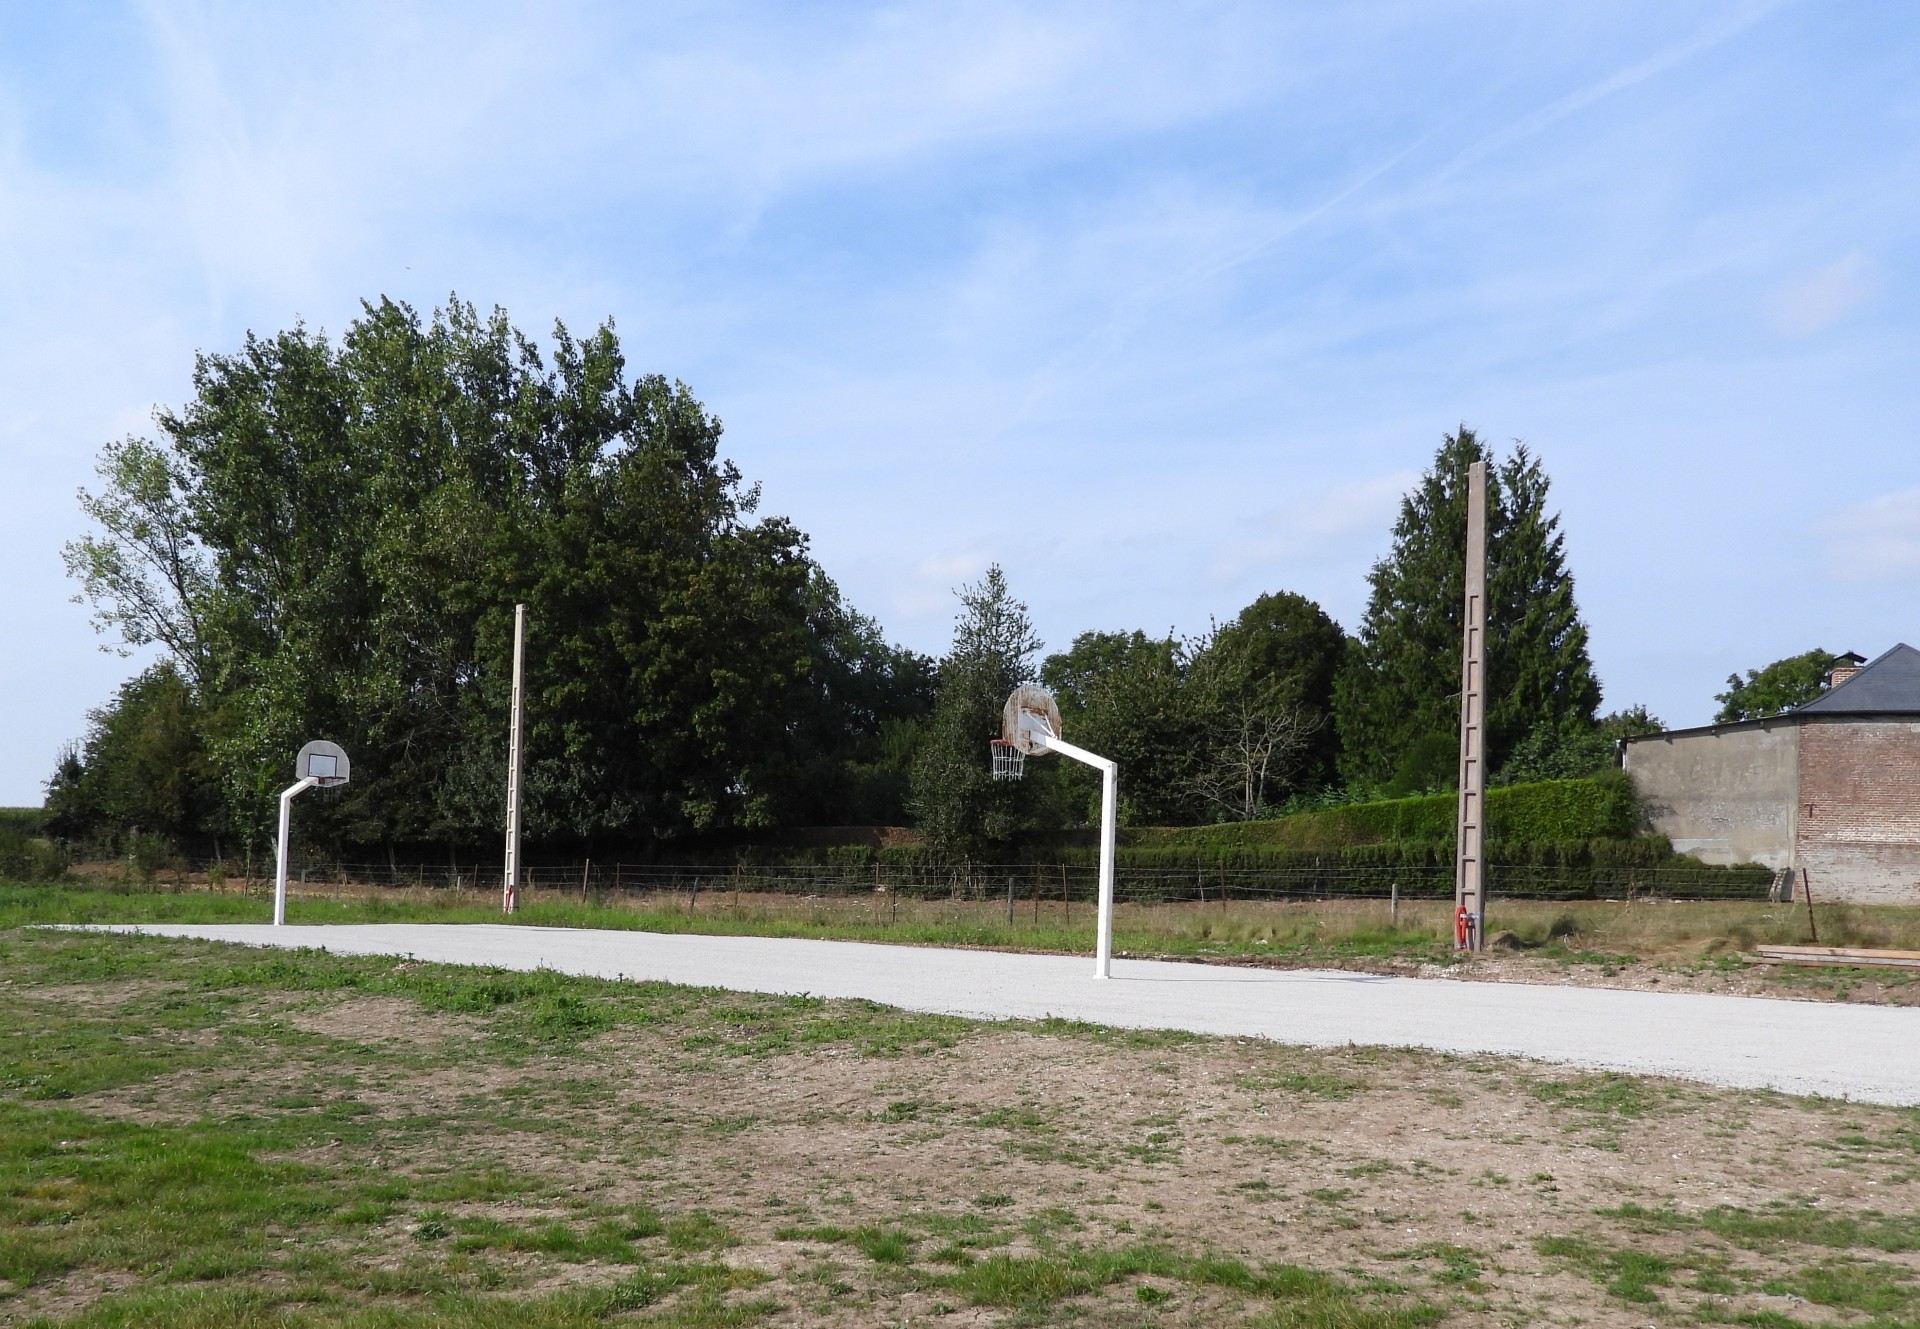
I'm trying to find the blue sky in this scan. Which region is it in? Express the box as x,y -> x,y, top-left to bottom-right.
2,1 -> 1916,804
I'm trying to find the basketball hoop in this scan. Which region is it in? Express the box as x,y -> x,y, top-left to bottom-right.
1002,685 -> 1062,755
277,740 -> 352,927
296,739 -> 351,787
989,739 -> 1025,780
994,684 -> 1121,980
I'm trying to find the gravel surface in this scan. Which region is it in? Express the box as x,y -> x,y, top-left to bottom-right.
79,922 -> 1920,1104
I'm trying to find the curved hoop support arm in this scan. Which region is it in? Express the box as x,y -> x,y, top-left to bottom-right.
274,776 -> 320,927
1031,726 -> 1120,979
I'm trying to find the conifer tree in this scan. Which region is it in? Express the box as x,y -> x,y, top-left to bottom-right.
1333,427 -> 1600,789
909,566 -> 1044,855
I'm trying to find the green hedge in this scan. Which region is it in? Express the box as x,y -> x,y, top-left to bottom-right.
854,833 -> 1674,875
696,835 -> 1769,901
1128,773 -> 1637,850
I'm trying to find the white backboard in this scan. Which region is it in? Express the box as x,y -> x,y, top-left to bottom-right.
296,739 -> 351,786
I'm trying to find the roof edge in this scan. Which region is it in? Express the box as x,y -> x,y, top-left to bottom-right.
1622,708 -> 1920,745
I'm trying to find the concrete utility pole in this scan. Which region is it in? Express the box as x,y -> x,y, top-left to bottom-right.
503,603 -> 527,915
1454,461 -> 1488,951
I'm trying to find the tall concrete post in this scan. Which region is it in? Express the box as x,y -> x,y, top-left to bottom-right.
1454,462 -> 1488,950
503,603 -> 526,915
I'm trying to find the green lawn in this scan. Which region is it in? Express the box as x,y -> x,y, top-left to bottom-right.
6,925 -> 1920,1326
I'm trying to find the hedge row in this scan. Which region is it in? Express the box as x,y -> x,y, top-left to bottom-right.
1128,773 -> 1638,850
788,833 -> 1688,874
528,851 -> 1772,903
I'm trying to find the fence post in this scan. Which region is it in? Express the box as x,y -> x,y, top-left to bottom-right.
1061,863 -> 1070,921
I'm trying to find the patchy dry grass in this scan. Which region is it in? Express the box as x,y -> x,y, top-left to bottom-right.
5,927 -> 1920,1326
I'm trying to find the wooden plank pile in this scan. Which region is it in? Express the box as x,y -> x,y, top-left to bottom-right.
1750,945 -> 1920,970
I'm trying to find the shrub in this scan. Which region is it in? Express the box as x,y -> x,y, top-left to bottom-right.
0,827 -> 68,882
1128,773 -> 1636,850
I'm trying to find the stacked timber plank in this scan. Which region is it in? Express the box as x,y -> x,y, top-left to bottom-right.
1751,945 -> 1920,970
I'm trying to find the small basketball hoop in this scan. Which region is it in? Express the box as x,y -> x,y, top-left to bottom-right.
295,739 -> 351,788
989,738 -> 1025,780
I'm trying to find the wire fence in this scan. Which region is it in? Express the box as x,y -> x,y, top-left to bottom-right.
159,857 -> 1781,904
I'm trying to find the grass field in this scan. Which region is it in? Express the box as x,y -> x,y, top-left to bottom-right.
6,876 -> 1920,1000
5,925 -> 1920,1327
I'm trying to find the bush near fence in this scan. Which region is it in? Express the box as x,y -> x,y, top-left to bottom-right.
19,772 -> 1753,900
220,836 -> 1772,905
511,855 -> 1768,903
1127,773 -> 1637,851
0,826 -> 67,881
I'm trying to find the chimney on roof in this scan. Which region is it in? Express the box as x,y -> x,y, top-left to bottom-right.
1827,651 -> 1868,689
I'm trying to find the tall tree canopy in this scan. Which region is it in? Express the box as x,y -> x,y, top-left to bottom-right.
60,296 -> 929,852
44,663 -> 223,850
1204,591 -> 1346,791
1036,590 -> 1343,825
1333,427 -> 1600,789
1715,649 -> 1847,722
1042,630 -> 1195,824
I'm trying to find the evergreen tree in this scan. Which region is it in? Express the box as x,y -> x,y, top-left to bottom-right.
1334,427 -> 1600,788
910,566 -> 1043,855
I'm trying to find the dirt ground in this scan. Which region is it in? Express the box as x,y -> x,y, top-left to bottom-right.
7,932 -> 1920,1327
1171,946 -> 1920,1006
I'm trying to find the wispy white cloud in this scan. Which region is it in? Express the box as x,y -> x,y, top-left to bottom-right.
1814,487 -> 1920,582
1211,471 -> 1416,582
890,550 -> 994,620
1769,254 -> 1877,338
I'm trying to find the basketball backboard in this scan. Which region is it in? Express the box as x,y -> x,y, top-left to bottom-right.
295,740 -> 351,786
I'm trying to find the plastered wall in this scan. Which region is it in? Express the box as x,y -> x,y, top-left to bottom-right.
1623,723 -> 1799,869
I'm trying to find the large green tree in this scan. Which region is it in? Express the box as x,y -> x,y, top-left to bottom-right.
1041,630 -> 1197,824
61,296 -> 927,853
1715,649 -> 1847,722
1036,589 -> 1344,825
1202,591 -> 1346,792
43,663 -> 225,853
1333,427 -> 1600,789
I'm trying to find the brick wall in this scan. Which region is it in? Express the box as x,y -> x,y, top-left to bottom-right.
1796,719 -> 1920,903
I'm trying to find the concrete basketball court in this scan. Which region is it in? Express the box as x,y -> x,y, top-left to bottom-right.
79,923 -> 1920,1105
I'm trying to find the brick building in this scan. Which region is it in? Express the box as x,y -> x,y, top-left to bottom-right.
1622,643 -> 1920,903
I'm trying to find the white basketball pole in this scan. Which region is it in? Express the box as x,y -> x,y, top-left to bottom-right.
1037,733 -> 1119,979
273,776 -> 320,926
504,603 -> 527,915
